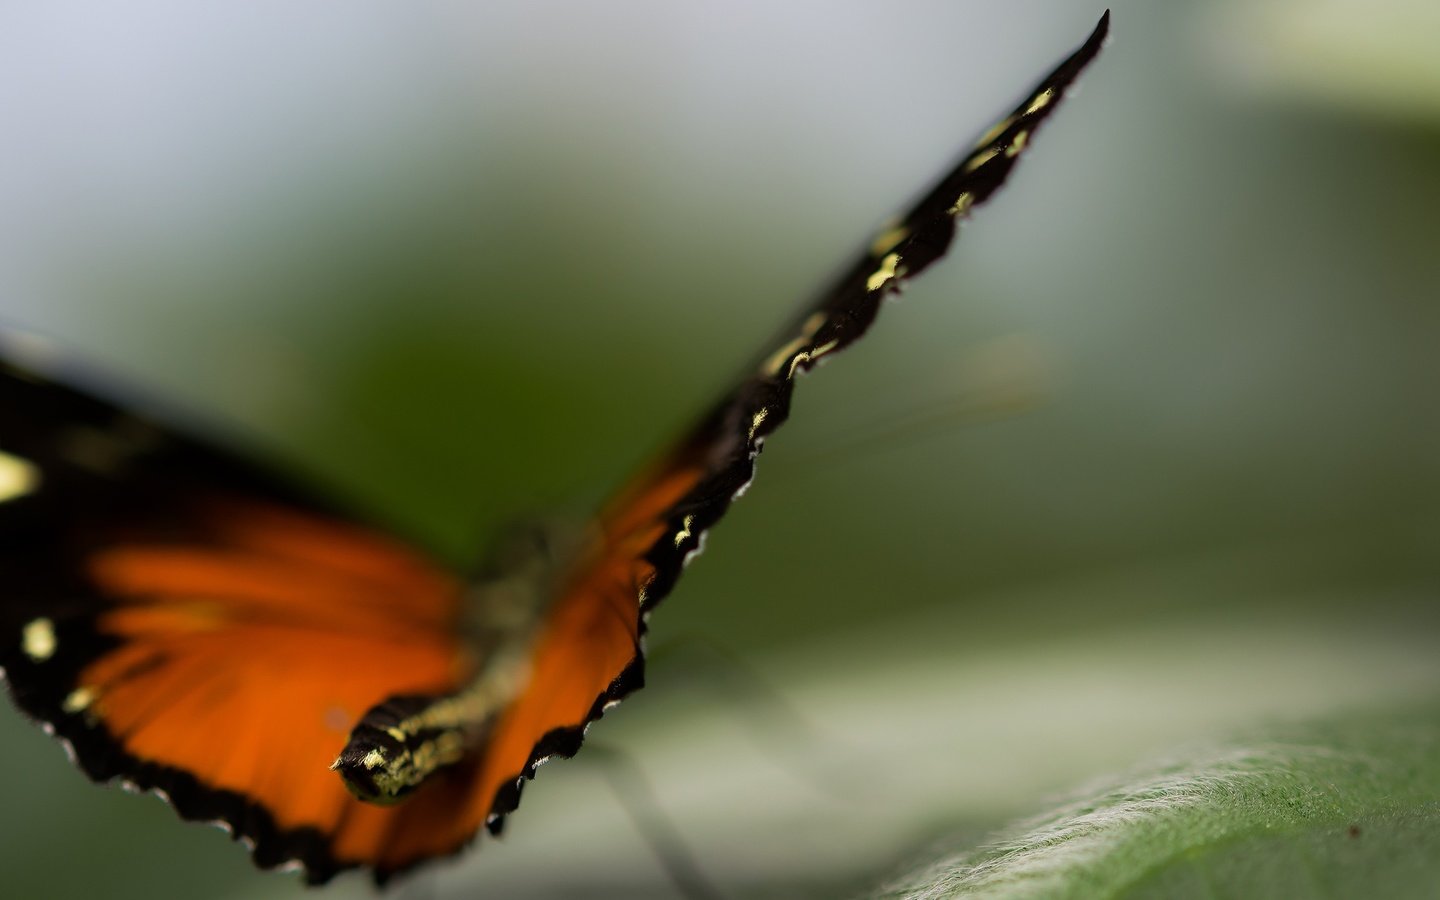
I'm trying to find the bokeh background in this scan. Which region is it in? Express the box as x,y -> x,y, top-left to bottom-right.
1,1 -> 1436,897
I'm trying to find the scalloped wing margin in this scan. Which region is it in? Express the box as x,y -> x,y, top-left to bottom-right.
0,356 -> 487,885
469,7 -> 1110,851
0,12 -> 1107,885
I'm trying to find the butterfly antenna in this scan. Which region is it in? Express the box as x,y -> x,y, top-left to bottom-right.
585,743 -> 726,900
790,331 -> 1055,475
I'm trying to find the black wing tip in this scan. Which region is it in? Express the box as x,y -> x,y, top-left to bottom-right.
1057,9 -> 1112,86
1038,10 -> 1111,97
1087,11 -> 1112,63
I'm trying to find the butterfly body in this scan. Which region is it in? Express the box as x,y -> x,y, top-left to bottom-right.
1,13 -> 1108,885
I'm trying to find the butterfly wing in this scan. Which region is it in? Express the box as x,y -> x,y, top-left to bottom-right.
1,11 -> 1107,886
0,350 -> 499,881
457,9 -> 1111,839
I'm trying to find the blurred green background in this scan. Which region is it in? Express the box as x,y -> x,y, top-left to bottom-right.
1,1 -> 1436,897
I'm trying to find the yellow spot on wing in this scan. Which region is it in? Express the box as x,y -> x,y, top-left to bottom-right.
0,451 -> 40,503
62,687 -> 96,713
759,312 -> 829,377
949,192 -> 974,217
1025,87 -> 1055,116
963,145 -> 1000,174
22,618 -> 56,661
783,336 -> 844,380
869,221 -> 910,256
749,408 -> 769,439
1005,130 -> 1030,158
761,336 -> 810,378
866,253 -> 901,292
673,514 -> 695,547
975,116 -> 1015,150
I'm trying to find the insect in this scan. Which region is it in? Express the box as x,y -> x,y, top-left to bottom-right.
0,12 -> 1108,886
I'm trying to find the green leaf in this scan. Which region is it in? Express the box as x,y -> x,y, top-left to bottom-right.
877,706 -> 1440,899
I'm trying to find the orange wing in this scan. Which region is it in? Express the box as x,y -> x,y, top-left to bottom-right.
446,8 -> 1112,851
0,359 -> 514,880
1,12 -> 1107,886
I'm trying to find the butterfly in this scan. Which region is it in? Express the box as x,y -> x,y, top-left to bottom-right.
0,12 -> 1108,887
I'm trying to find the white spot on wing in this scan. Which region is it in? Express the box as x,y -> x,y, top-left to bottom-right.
866,253 -> 901,292
761,336 -> 808,378
748,408 -> 769,440
974,116 -> 1015,150
963,145 -> 1000,174
673,514 -> 695,548
807,339 -> 839,364
0,452 -> 41,504
1025,87 -> 1055,115
869,221 -> 910,256
22,617 -> 56,661
62,687 -> 95,713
